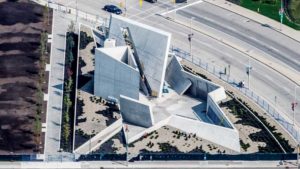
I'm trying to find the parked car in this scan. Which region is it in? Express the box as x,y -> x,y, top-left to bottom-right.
145,0 -> 157,3
103,5 -> 122,15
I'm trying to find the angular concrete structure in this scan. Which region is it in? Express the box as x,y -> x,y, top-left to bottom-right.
123,56 -> 240,152
120,95 -> 154,128
94,46 -> 140,100
89,15 -> 240,153
109,14 -> 171,97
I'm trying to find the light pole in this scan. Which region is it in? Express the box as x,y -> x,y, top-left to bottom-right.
125,124 -> 129,166
246,57 -> 252,90
58,148 -> 63,162
227,64 -> 231,81
124,0 -> 127,17
47,0 -> 50,26
75,0 -> 78,26
188,17 -> 194,63
279,0 -> 284,31
292,85 -> 299,125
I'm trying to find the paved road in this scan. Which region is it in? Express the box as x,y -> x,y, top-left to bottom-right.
176,3 -> 300,72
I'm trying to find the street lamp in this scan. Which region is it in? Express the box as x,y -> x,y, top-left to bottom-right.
188,33 -> 194,62
188,17 -> 194,63
246,57 -> 253,90
124,0 -> 127,17
75,0 -> 78,26
292,85 -> 299,125
125,124 -> 129,166
58,148 -> 63,162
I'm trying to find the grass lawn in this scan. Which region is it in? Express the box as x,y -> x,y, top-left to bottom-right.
288,0 -> 300,24
239,0 -> 300,30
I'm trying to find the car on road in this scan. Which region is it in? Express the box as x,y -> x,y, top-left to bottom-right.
145,0 -> 157,3
103,5 -> 122,15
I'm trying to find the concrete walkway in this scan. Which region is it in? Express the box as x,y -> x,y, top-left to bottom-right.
44,11 -> 68,158
203,0 -> 300,42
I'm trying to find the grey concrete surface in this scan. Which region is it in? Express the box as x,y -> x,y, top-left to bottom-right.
165,56 -> 232,128
0,160 -> 297,169
44,11 -> 68,157
165,55 -> 192,95
109,15 -> 171,97
94,47 -> 140,100
120,95 -> 154,128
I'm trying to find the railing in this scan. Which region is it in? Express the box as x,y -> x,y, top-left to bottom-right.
31,0 -> 106,26
76,153 -> 297,161
171,46 -> 299,143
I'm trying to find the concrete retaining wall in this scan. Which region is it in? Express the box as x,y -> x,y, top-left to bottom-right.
168,116 -> 240,152
74,119 -> 122,154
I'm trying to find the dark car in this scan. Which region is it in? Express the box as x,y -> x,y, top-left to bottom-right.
103,5 -> 122,15
145,0 -> 157,3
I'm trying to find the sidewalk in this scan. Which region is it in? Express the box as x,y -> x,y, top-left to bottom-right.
204,0 -> 300,42
0,160 -> 297,168
44,11 -> 68,158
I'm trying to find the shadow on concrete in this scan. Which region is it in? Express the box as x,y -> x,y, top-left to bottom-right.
52,84 -> 63,90
54,91 -> 62,96
56,48 -> 65,52
52,106 -> 62,111
57,33 -> 66,37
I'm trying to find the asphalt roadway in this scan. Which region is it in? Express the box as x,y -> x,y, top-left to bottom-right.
50,0 -> 300,135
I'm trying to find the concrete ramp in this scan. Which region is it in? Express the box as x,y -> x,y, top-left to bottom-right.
74,119 -> 122,155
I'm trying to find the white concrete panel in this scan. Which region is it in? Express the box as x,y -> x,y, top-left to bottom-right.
168,116 -> 240,152
120,95 -> 154,128
94,48 -> 140,100
109,15 -> 171,97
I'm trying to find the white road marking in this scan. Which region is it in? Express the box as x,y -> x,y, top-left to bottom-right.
160,0 -> 203,15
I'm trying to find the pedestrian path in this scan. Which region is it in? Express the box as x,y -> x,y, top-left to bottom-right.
44,11 -> 68,159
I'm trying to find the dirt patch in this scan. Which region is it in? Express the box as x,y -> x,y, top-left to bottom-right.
0,0 -> 52,154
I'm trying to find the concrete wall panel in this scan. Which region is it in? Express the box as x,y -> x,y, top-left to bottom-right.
109,15 -> 171,97
120,95 -> 154,128
94,48 -> 140,100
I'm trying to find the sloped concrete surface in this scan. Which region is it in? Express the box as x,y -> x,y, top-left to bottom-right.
109,14 -> 171,97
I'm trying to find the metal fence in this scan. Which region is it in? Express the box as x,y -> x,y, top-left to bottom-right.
31,0 -> 106,26
171,46 -> 299,143
76,153 -> 297,161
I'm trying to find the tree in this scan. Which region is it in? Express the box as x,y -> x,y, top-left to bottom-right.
66,35 -> 75,65
63,94 -> 72,112
63,123 -> 70,143
65,77 -> 73,94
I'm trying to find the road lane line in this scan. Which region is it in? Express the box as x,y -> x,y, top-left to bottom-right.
160,0 -> 203,15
